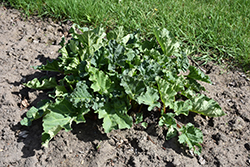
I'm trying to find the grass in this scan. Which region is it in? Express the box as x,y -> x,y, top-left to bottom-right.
3,0 -> 250,71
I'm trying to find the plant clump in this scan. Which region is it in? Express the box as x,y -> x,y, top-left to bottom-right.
21,24 -> 225,155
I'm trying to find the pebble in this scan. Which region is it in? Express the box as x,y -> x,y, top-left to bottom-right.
232,117 -> 246,130
33,39 -> 39,44
24,156 -> 38,167
198,155 -> 206,165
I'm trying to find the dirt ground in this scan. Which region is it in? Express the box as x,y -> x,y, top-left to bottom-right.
0,6 -> 250,167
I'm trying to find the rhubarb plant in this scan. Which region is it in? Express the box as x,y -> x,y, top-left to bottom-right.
21,24 -> 225,155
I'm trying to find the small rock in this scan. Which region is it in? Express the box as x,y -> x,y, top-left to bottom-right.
198,155 -> 206,165
33,39 -> 39,44
24,156 -> 38,167
228,81 -> 236,87
232,117 -> 246,131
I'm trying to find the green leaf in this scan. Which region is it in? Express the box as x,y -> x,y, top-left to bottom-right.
106,40 -> 127,67
75,107 -> 90,124
172,75 -> 186,92
141,122 -> 148,129
69,81 -> 92,108
176,52 -> 190,72
55,85 -> 68,97
64,75 -> 80,86
166,125 -> 178,140
34,60 -> 61,72
135,112 -> 143,124
20,100 -> 50,126
97,98 -> 132,133
191,94 -> 226,117
181,87 -> 197,99
137,87 -> 161,111
90,47 -> 108,69
137,60 -> 162,84
42,98 -> 83,147
78,60 -> 88,78
178,123 -> 203,155
153,27 -> 180,56
70,24 -> 106,55
159,112 -> 178,140
60,57 -> 80,75
42,111 -> 71,147
24,77 -> 57,90
89,68 -> 112,95
173,100 -> 192,116
185,78 -> 206,92
120,76 -> 146,100
107,26 -> 131,45
156,77 -> 177,108
20,25 -> 226,153
159,112 -> 176,127
186,66 -> 211,83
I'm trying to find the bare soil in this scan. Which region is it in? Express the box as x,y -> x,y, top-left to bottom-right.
0,6 -> 250,167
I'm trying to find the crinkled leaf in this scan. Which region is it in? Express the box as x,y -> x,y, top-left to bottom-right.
107,40 -> 126,67
185,78 -> 206,92
137,87 -> 161,111
64,75 -> 80,86
58,45 -> 69,59
178,123 -> 203,155
97,98 -> 132,133
91,95 -> 106,110
191,94 -> 226,117
172,75 -> 186,92
135,112 -> 143,124
20,99 -> 50,126
176,52 -> 190,72
173,100 -> 192,116
24,77 -> 57,90
186,66 -> 211,83
159,112 -> 178,140
89,68 -> 112,95
137,60 -> 162,84
34,60 -> 61,72
90,47 -> 108,69
163,70 -> 178,83
181,87 -> 197,99
107,26 -> 130,45
75,107 -> 90,124
69,81 -> 92,108
148,48 -> 171,66
55,85 -> 68,97
42,112 -> 71,147
60,57 -> 80,75
70,24 -> 106,55
153,27 -> 180,56
156,76 -> 177,108
166,125 -> 178,140
120,76 -> 146,100
42,99 -> 83,147
159,112 -> 176,127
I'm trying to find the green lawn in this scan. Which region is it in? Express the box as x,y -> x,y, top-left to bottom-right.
4,0 -> 250,71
